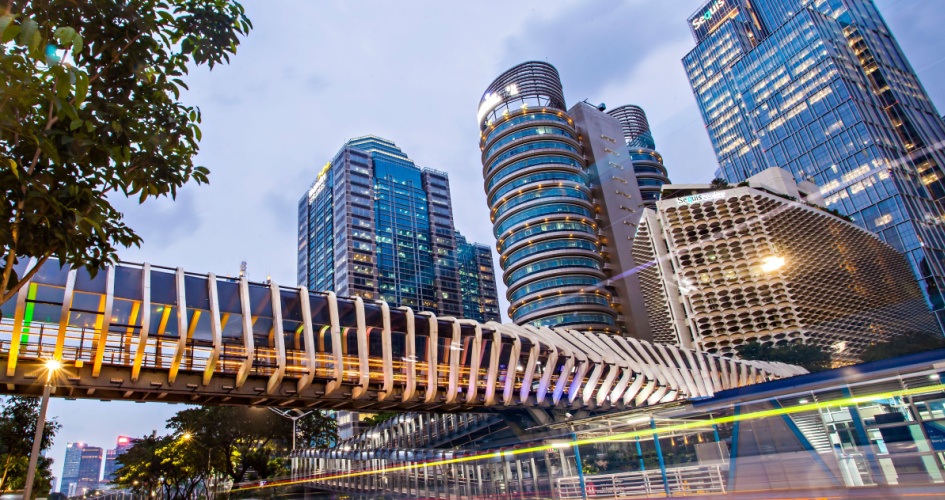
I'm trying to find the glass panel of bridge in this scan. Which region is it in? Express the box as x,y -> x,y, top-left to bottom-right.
436,319 -> 453,391
216,278 -> 245,375
388,308 -> 408,384
0,260 -> 27,355
108,265 -> 144,366
337,298 -> 359,383
480,328 -> 496,394
458,323 -> 478,391
246,282 -> 275,375
495,330 -> 514,395
278,287 -> 305,377
182,274 -> 213,373
66,266 -> 109,364
363,302 -> 386,386
307,293 -> 331,379
147,268 -> 178,369
1,257 -> 31,322
413,314 -> 430,389
20,261 -> 70,359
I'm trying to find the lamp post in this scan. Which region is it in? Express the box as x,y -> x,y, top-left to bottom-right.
268,408 -> 313,451
23,359 -> 62,500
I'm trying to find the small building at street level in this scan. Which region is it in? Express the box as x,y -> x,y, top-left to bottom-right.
632,167 -> 939,363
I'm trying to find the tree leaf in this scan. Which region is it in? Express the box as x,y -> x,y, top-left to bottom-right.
1,24 -> 19,43
0,14 -> 14,42
15,18 -> 36,47
74,70 -> 89,104
53,27 -> 76,46
71,33 -> 83,57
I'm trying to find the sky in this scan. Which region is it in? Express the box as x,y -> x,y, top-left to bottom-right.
41,0 -> 945,484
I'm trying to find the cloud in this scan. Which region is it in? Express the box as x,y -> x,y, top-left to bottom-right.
499,0 -> 692,104
112,192 -> 202,251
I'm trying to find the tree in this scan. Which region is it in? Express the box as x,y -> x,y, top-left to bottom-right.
736,341 -> 832,372
295,409 -> 337,449
0,396 -> 60,496
165,406 -> 336,488
710,177 -> 730,190
860,332 -> 945,363
0,0 -> 252,304
361,411 -> 398,429
112,433 -> 208,500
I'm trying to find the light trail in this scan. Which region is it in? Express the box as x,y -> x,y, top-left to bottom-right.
233,380 -> 945,492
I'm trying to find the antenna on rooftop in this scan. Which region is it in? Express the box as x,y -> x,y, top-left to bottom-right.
240,260 -> 247,277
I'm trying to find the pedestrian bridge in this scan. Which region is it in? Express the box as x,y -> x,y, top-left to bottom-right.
0,259 -> 802,411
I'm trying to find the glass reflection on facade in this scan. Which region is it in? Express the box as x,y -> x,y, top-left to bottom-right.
607,105 -> 672,208
455,231 -> 501,323
684,0 -> 945,327
479,62 -> 618,332
298,135 -> 496,319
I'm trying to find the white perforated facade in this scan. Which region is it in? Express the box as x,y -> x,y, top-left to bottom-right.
633,168 -> 939,363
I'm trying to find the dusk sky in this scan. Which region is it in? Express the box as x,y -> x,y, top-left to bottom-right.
42,0 -> 945,481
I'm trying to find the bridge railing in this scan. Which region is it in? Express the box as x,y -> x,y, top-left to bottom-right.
556,464 -> 726,499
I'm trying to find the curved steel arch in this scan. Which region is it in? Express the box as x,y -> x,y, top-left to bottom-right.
0,259 -> 803,411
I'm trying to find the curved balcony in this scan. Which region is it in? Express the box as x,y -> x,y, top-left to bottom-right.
480,61 -> 617,332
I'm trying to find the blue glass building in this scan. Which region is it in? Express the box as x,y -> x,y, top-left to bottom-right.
684,0 -> 945,327
297,135 -> 498,321
455,231 -> 501,323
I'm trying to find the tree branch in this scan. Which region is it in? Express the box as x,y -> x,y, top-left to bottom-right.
88,33 -> 143,84
0,252 -> 51,304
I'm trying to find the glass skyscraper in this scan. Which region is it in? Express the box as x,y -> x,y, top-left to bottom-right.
455,231 -> 501,323
607,105 -> 672,209
478,62 -> 663,338
684,0 -> 945,326
297,135 -> 498,319
59,442 -> 86,494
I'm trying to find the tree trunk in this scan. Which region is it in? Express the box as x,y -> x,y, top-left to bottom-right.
0,454 -> 13,492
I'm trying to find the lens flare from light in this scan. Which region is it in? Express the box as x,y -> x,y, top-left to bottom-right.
761,256 -> 785,272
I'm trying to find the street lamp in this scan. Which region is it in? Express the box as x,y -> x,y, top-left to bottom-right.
268,408 -> 313,451
23,359 -> 62,500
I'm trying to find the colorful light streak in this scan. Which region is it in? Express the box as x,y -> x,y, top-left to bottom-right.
233,381 -> 945,492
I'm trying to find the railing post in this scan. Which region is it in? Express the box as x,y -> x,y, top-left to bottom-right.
571,432 -> 587,500
651,417 -> 671,497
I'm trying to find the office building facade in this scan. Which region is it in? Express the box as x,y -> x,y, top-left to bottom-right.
478,61 -> 664,338
455,232 -> 501,323
103,436 -> 132,482
59,442 -> 86,494
633,167 -> 938,362
606,105 -> 672,208
683,0 -> 945,326
298,135 -> 496,318
75,446 -> 103,495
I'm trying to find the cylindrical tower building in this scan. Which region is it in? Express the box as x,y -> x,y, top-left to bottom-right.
607,105 -> 671,208
479,62 -> 618,332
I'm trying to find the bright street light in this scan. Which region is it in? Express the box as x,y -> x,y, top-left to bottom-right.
45,359 -> 62,372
